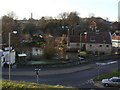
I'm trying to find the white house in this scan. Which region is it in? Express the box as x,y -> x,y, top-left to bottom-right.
1,48 -> 16,67
112,31 -> 120,48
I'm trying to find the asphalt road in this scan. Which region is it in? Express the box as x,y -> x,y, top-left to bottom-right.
2,60 -> 119,88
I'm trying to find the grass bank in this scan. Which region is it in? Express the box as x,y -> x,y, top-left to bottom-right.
93,70 -> 120,81
2,80 -> 78,90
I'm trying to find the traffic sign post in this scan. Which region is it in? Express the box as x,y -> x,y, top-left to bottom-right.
35,68 -> 41,84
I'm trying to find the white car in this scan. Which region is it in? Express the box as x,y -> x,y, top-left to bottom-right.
78,57 -> 84,60
102,77 -> 120,87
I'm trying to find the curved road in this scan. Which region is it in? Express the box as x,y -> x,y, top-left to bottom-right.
2,61 -> 119,88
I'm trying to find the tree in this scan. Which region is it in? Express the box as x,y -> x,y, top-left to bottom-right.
58,12 -> 69,20
2,15 -> 16,44
7,11 -> 18,20
43,37 -> 57,59
23,23 -> 36,35
67,12 -> 80,26
2,13 -> 25,54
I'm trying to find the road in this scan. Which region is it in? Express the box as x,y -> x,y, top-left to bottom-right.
2,60 -> 119,88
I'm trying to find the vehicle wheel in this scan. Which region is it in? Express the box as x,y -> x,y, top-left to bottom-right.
104,83 -> 109,87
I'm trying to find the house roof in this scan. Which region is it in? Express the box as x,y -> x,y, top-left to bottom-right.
69,35 -> 86,43
86,31 -> 112,44
69,31 -> 112,44
112,31 -> 120,36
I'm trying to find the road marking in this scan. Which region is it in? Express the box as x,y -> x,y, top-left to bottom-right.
96,61 -> 118,66
88,79 -> 94,84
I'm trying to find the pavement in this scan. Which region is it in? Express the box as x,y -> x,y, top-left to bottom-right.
93,81 -> 105,88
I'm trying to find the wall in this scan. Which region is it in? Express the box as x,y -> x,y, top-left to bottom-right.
112,39 -> 120,48
67,43 -> 85,51
86,43 -> 112,54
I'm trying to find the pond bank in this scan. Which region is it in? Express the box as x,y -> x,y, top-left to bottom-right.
16,54 -> 119,68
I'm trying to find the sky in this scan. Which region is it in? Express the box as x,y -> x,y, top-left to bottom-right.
0,0 -> 119,21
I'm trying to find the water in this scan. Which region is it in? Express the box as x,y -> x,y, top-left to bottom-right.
31,47 -> 78,60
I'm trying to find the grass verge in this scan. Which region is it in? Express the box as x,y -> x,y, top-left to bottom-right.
2,80 -> 78,90
93,70 -> 120,81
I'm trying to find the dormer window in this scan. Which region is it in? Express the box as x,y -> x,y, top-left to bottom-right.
90,36 -> 95,42
103,37 -> 106,42
96,30 -> 100,34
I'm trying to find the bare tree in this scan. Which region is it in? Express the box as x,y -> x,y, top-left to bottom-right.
58,12 -> 69,20
67,11 -> 80,26
7,11 -> 18,20
2,15 -> 16,44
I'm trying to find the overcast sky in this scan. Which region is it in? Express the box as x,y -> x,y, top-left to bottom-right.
0,0 -> 119,21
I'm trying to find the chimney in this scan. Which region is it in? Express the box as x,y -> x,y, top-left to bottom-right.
31,13 -> 33,19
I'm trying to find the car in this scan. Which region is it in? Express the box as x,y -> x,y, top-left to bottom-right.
102,77 -> 120,87
78,55 -> 85,60
78,56 -> 84,60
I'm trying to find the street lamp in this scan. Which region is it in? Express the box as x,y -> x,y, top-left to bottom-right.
8,31 -> 17,81
35,68 -> 41,84
67,28 -> 70,47
78,32 -> 87,63
118,38 -> 119,54
78,33 -> 82,63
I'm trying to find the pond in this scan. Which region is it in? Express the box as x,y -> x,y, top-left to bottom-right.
31,47 -> 78,60
27,61 -> 47,65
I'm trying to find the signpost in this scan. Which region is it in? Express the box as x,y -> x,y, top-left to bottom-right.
35,68 -> 41,84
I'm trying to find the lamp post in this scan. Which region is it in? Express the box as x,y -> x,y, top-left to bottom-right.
8,31 -> 17,81
67,28 -> 70,47
35,68 -> 41,84
78,33 -> 82,63
8,32 -> 11,81
78,32 -> 87,63
118,38 -> 119,54
80,33 -> 82,56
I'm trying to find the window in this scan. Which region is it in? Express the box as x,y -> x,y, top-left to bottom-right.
99,45 -> 102,47
90,36 -> 95,42
90,45 -> 92,47
36,49 -> 38,51
76,43 -> 79,46
112,79 -> 117,82
106,45 -> 109,47
116,79 -> 120,82
103,37 -> 106,42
